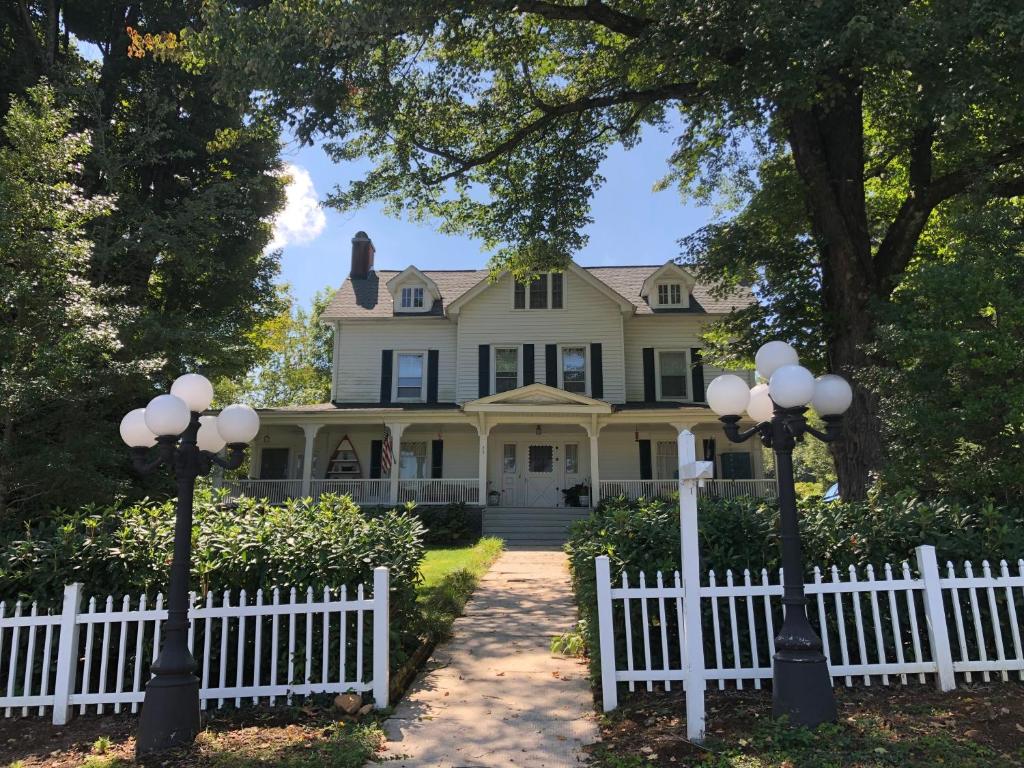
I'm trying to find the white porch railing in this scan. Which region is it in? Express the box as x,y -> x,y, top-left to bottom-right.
0,569 -> 390,723
397,478 -> 480,505
223,479 -> 302,504
310,479 -> 390,505
599,479 -> 778,501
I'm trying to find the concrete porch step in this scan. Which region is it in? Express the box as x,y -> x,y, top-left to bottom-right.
481,507 -> 592,546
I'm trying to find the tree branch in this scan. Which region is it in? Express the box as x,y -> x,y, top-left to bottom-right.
413,81 -> 698,183
513,0 -> 651,38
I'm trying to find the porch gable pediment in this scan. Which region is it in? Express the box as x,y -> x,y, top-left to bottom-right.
463,383 -> 612,412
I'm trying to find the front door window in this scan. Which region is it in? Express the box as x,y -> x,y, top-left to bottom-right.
528,445 -> 554,473
259,447 -> 289,479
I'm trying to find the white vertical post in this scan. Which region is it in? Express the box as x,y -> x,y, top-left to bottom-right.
52,583 -> 83,725
916,544 -> 956,691
372,567 -> 391,708
678,428 -> 708,743
595,556 -> 618,711
300,423 -> 323,498
476,415 -> 489,507
588,425 -> 601,508
386,422 -> 406,506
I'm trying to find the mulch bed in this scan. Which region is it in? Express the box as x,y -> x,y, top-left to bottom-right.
591,681 -> 1024,767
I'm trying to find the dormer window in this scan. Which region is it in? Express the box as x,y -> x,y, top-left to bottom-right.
513,272 -> 564,309
401,286 -> 424,309
657,283 -> 683,306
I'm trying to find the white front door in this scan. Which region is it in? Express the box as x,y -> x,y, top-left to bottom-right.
500,443 -> 520,506
524,443 -> 561,507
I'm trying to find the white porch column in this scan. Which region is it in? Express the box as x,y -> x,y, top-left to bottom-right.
386,422 -> 407,505
587,415 -> 602,508
300,423 -> 324,498
476,414 -> 491,506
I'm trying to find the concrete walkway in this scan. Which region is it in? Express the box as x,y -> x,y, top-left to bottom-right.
377,550 -> 598,767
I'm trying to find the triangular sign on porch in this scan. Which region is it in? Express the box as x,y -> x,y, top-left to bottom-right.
325,435 -> 362,479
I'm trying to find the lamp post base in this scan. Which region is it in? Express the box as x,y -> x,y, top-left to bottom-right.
771,652 -> 837,728
135,673 -> 201,755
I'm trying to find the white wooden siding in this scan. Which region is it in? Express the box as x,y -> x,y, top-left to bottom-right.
622,315 -> 753,403
332,319 -> 458,403
455,272 -> 627,403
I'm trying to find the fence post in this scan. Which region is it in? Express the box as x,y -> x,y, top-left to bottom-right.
916,545 -> 956,691
677,429 -> 708,743
51,583 -> 83,725
595,555 -> 618,711
372,567 -> 391,708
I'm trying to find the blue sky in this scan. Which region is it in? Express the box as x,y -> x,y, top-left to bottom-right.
277,127 -> 716,306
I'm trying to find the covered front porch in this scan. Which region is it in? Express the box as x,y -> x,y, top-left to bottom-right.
222,385 -> 776,507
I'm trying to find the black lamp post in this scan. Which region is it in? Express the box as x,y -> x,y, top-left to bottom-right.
706,342 -> 852,729
119,375 -> 260,754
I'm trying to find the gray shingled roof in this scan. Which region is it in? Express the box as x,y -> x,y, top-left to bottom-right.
321,265 -> 752,319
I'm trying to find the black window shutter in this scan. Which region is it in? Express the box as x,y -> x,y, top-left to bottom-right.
427,349 -> 439,403
478,344 -> 490,398
590,343 -> 604,399
642,347 -> 656,402
370,440 -> 383,479
431,440 -> 444,479
691,348 -> 705,402
380,350 -> 393,404
545,344 -> 558,386
523,344 -> 535,385
638,440 -> 653,480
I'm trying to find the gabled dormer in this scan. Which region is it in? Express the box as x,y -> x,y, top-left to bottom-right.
387,266 -> 442,314
640,261 -> 697,310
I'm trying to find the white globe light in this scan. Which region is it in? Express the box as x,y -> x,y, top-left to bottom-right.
144,394 -> 191,437
196,415 -> 227,453
706,374 -> 752,416
755,341 -> 799,380
120,408 -> 156,448
170,373 -> 214,413
216,404 -> 260,444
812,374 -> 854,416
746,383 -> 775,423
768,364 -> 816,408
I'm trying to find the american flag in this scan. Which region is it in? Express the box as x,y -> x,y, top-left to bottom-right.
381,428 -> 393,476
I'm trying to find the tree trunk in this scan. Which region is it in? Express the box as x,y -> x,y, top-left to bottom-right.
785,85 -> 884,500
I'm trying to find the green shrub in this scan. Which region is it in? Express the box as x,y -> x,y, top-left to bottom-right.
0,491 -> 427,657
408,502 -> 481,545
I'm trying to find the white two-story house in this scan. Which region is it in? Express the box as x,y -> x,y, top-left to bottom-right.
227,232 -> 774,538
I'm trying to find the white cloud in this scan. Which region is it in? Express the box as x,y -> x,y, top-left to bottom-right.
267,164 -> 327,251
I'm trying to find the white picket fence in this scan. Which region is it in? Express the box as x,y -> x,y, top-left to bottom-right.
0,568 -> 390,723
596,545 -> 1024,710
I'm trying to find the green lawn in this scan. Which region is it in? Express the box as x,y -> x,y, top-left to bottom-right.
416,537 -> 504,641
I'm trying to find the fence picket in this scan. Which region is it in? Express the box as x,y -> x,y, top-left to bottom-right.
253,590 -> 263,704
1002,561 -> 1023,682
638,572 -> 653,692
339,586 -> 347,687
200,592 -> 212,711
287,588 -> 296,705
901,563 -> 924,684
726,571 -> 742,690
79,598 -> 95,715
114,595 -> 129,713
236,589 -> 247,707
673,571 -> 686,691
21,603 -> 38,716
97,596 -> 114,714
219,590 -> 230,707
866,565 -> 888,685
622,573 -> 635,692
655,572 -> 671,690
270,588 -> 280,707
982,561 -> 1007,682
831,567 -> 852,686
304,587 -> 313,690
708,571 -> 723,690
356,584 -> 365,685
812,568 -> 829,681
322,587 -> 330,686
6,601 -> 22,717
964,561 -> 990,682
883,564 -> 906,685
39,617 -> 54,717
743,570 -> 760,690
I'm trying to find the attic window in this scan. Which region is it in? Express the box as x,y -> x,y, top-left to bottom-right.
513,272 -> 565,309
657,283 -> 683,306
401,286 -> 424,309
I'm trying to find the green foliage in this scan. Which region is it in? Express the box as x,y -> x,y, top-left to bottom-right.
409,502 -> 481,546
0,491 -> 426,652
216,285 -> 334,408
872,199 -> 1024,503
0,83 -> 127,519
416,537 -> 503,641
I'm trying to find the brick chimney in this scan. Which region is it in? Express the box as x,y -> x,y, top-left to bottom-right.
350,231 -> 375,279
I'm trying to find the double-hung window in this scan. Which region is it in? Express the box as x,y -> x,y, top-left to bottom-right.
657,283 -> 682,306
399,441 -> 428,478
513,272 -> 565,309
395,352 -> 425,401
657,350 -> 690,401
494,346 -> 520,393
560,345 -> 588,394
656,441 -> 679,479
401,286 -> 424,309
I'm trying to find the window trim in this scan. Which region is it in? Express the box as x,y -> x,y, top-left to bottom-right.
397,282 -> 428,312
511,272 -> 567,310
492,344 -> 523,394
654,348 -> 692,402
557,343 -> 590,396
392,350 -> 427,402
